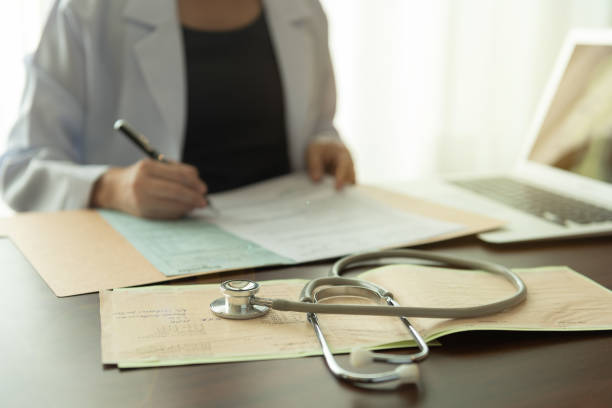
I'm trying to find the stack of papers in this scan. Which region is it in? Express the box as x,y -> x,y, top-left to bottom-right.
100,174 -> 464,277
100,265 -> 612,368
0,173 -> 502,296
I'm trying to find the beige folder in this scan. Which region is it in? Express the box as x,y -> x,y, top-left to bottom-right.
0,186 -> 502,297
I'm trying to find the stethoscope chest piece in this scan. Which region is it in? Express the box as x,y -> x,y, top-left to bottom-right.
210,280 -> 270,319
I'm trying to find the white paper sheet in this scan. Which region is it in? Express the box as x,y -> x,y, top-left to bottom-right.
197,174 -> 463,262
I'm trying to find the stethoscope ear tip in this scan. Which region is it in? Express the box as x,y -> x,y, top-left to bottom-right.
395,364 -> 420,385
350,347 -> 421,387
350,347 -> 375,368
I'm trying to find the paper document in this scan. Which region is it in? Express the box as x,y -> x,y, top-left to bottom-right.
101,173 -> 463,276
98,211 -> 292,276
100,265 -> 612,368
201,174 -> 463,262
362,265 -> 612,339
0,176 -> 502,297
100,280 -> 409,367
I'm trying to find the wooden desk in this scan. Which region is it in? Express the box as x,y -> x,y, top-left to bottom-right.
1,235 -> 611,407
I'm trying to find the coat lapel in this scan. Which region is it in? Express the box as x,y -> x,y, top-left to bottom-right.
264,0 -> 314,170
122,0 -> 185,158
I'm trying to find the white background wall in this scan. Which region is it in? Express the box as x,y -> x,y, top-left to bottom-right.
0,0 -> 53,216
321,0 -> 612,182
1,0 -> 611,216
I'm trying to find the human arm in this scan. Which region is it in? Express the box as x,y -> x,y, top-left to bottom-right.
305,0 -> 355,189
0,1 -> 104,211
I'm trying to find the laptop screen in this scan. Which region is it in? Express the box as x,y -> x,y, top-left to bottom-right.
528,44 -> 612,184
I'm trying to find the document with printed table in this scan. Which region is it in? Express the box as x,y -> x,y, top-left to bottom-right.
0,173 -> 502,297
98,174 -> 481,276
100,265 -> 612,368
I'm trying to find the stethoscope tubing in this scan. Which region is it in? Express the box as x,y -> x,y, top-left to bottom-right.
251,249 -> 527,319
211,249 -> 528,388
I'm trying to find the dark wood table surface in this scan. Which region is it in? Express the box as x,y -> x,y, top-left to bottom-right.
1,234 -> 611,408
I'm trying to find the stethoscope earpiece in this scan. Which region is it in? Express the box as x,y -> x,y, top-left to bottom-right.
395,364 -> 420,385
350,347 -> 376,367
351,348 -> 420,386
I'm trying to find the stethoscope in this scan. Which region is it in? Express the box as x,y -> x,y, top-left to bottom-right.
210,249 -> 527,388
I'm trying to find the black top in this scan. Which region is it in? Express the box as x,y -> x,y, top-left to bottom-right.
181,12 -> 290,193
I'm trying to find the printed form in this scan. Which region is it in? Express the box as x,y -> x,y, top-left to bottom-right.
203,174 -> 463,262
101,174 -> 463,276
100,265 -> 612,368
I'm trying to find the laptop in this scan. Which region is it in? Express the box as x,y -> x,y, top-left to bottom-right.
390,28 -> 612,243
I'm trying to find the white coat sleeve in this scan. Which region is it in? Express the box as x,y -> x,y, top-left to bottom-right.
311,1 -> 342,142
0,1 -> 108,212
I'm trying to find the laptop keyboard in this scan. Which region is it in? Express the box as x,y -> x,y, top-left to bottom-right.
450,177 -> 612,226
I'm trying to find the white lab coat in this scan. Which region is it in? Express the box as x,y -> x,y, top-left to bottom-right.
0,0 -> 339,211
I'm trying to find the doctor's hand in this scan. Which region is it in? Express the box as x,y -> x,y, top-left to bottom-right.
307,138 -> 356,189
90,159 -> 208,219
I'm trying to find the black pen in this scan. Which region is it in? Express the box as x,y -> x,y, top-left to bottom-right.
113,119 -> 216,211
114,119 -> 169,163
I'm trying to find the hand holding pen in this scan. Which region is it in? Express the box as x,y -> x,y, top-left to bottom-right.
89,120 -> 210,219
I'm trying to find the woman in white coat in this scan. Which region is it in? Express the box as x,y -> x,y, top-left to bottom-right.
0,0 -> 355,219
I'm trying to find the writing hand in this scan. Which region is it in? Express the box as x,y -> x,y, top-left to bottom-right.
307,138 -> 356,189
90,159 -> 208,219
